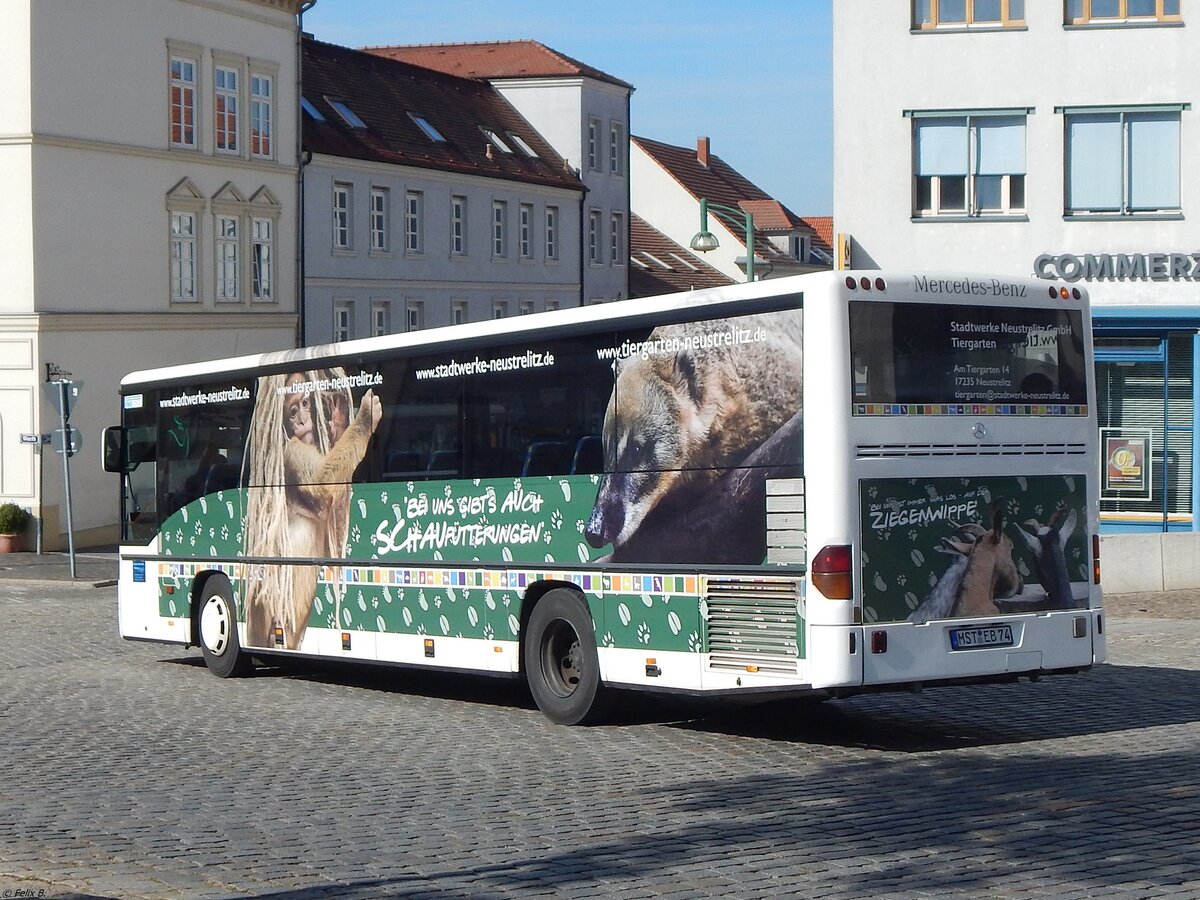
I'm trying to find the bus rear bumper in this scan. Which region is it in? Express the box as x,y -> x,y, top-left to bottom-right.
859,610 -> 1100,687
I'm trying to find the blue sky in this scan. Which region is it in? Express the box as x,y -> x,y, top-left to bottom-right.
303,1 -> 833,216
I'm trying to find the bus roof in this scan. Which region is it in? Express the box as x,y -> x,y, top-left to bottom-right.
120,272 -> 822,389
120,270 -> 1083,390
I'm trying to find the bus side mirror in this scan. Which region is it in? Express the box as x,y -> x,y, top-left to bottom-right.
102,426 -> 126,473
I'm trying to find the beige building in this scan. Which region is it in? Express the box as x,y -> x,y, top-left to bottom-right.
0,0 -> 304,548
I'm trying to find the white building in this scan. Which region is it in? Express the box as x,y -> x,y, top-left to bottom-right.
0,0 -> 301,548
300,38 -> 585,341
367,41 -> 634,305
834,0 -> 1199,590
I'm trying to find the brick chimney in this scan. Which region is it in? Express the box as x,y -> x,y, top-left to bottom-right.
697,136 -> 710,167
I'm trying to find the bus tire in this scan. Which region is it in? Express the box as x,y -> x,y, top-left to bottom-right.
196,576 -> 252,678
524,588 -> 609,725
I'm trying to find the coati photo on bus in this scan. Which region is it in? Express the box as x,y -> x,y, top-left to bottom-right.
105,270 -> 1104,724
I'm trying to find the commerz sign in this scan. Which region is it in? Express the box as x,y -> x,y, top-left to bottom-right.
1035,252 -> 1200,283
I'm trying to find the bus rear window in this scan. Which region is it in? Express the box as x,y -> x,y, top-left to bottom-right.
849,301 -> 1088,413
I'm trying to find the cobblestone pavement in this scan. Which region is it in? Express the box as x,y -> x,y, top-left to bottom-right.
1,579 -> 1198,899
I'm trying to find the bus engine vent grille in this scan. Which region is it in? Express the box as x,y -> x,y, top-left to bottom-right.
704,577 -> 800,675
856,442 -> 1087,459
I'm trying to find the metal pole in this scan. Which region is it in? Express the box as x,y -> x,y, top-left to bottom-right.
58,380 -> 77,579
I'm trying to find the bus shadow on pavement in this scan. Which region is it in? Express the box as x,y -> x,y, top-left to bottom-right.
674,662 -> 1200,751
163,653 -> 1200,746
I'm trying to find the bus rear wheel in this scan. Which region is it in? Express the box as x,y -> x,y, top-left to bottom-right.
197,576 -> 252,678
524,589 -> 609,725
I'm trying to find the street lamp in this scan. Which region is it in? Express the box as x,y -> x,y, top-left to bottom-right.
689,198 -> 758,282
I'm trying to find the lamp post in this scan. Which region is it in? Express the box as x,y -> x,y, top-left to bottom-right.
689,198 -> 757,282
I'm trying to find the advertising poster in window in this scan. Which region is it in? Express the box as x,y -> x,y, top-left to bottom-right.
849,299 -> 1088,416
859,474 -> 1090,625
1101,428 -> 1152,501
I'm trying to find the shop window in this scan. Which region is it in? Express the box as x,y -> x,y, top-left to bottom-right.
1096,334 -> 1193,530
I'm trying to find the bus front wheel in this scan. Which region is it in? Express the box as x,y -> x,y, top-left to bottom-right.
524,589 -> 609,725
196,576 -> 252,678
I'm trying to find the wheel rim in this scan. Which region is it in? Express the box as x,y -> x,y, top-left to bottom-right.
200,595 -> 230,657
539,617 -> 583,698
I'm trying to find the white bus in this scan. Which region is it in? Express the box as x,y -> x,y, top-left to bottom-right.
105,271 -> 1104,724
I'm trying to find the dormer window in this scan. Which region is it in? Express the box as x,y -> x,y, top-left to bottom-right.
409,112 -> 445,142
328,98 -> 366,129
481,128 -> 512,153
300,97 -> 325,121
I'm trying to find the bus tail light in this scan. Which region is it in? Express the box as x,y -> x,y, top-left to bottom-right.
812,545 -> 853,600
1092,534 -> 1101,585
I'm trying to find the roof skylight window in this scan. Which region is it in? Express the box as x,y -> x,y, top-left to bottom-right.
409,112 -> 446,142
641,252 -> 673,271
507,133 -> 539,157
300,96 -> 325,122
669,253 -> 700,271
481,128 -> 513,153
328,98 -> 366,129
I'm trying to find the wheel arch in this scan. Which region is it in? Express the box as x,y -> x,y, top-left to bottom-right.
189,568 -> 233,647
518,579 -> 592,675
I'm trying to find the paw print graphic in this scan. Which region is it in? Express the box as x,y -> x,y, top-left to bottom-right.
444,484 -> 453,499
601,632 -> 616,648
636,622 -> 651,645
380,491 -> 389,504
687,632 -> 702,652
551,510 -> 563,530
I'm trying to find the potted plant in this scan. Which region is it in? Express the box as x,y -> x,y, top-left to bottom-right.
0,502 -> 31,553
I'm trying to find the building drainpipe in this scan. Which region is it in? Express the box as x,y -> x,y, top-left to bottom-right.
296,0 -> 317,348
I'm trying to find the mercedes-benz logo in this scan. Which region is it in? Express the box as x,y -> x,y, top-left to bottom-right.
971,422 -> 988,440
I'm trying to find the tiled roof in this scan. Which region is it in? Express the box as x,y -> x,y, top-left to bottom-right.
364,40 -> 634,91
633,134 -> 820,265
302,38 -> 584,191
801,216 -> 834,254
628,215 -> 736,298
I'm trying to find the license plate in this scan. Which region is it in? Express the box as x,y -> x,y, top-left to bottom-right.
948,624 -> 1014,650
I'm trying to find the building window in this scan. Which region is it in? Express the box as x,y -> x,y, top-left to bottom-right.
170,212 -> 197,302
519,300 -> 535,315
519,204 -> 533,259
588,118 -> 601,170
493,200 -> 507,257
215,216 -> 240,301
371,301 -> 390,337
170,56 -> 197,149
915,0 -> 1025,27
214,66 -> 239,154
333,183 -> 352,250
610,213 -> 625,266
589,209 -> 602,263
329,98 -> 366,129
1066,0 -> 1179,24
334,302 -> 353,342
545,300 -> 559,312
609,123 -> 624,175
509,133 -> 538,157
912,113 -> 1026,216
409,112 -> 445,142
251,217 -> 273,302
405,191 -> 423,254
452,302 -> 467,325
250,74 -> 272,158
482,127 -> 513,153
301,96 -> 325,122
451,195 -> 467,255
406,301 -> 423,332
370,187 -> 389,253
1065,108 -> 1181,215
545,206 -> 559,261
493,301 -> 508,319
